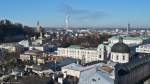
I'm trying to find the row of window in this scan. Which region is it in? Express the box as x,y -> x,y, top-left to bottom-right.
60,50 -> 98,55
112,55 -> 125,60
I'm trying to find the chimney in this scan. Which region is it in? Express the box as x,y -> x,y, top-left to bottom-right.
65,15 -> 69,30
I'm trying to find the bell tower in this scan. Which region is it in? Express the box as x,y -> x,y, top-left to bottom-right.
36,21 -> 43,38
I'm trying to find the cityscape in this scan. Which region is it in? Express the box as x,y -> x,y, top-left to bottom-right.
0,0 -> 150,84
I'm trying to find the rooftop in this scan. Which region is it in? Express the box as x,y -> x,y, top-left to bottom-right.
78,63 -> 114,84
138,44 -> 150,48
68,45 -> 81,49
0,43 -> 22,47
109,35 -> 143,41
62,63 -> 99,72
100,65 -> 114,73
67,45 -> 97,50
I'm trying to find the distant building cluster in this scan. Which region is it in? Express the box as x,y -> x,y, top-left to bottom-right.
1,21 -> 150,84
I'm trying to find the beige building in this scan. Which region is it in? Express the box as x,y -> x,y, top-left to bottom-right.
20,49 -> 42,63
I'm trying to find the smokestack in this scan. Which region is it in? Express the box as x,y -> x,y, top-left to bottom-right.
127,23 -> 130,35
65,15 -> 69,29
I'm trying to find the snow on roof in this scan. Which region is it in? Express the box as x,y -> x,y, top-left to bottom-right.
62,63 -> 115,84
79,66 -> 114,84
138,44 -> 150,48
62,63 -> 99,72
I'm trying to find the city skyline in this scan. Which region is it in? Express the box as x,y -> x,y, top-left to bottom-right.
0,0 -> 150,27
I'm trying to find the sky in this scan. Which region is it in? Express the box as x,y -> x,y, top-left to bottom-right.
0,0 -> 150,27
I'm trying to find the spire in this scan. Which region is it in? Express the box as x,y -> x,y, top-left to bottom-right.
36,21 -> 43,38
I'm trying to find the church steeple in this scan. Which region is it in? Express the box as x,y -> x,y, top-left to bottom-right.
36,21 -> 43,38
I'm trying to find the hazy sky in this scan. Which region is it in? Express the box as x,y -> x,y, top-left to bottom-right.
0,0 -> 150,27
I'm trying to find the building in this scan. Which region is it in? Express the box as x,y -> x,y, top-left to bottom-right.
136,44 -> 150,54
61,63 -> 82,78
61,63 -> 115,84
29,44 -> 57,53
32,64 -> 53,77
60,37 -> 150,84
0,43 -> 24,53
108,35 -> 145,45
20,49 -> 42,63
58,45 -> 104,63
58,35 -> 150,64
97,43 -> 113,58
110,37 -> 130,63
61,63 -> 98,78
29,46 -> 44,51
18,40 -> 30,47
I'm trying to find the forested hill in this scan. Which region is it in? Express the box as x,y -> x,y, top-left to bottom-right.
0,20 -> 35,43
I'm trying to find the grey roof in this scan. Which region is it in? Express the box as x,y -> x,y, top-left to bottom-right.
32,64 -> 51,71
111,43 -> 130,53
111,37 -> 130,53
79,68 -> 114,84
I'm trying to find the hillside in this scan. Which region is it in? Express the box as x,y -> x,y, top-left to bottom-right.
0,20 -> 33,43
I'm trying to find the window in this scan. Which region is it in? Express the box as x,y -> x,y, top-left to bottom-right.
116,55 -> 118,60
92,79 -> 96,82
123,56 -> 125,60
99,55 -> 101,58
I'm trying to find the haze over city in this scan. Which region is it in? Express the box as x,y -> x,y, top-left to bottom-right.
0,0 -> 150,27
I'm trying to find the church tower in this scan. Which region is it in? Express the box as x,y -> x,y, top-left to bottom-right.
36,21 -> 43,38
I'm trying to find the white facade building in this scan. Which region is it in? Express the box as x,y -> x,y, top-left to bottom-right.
110,37 -> 130,63
111,52 -> 129,63
29,46 -> 44,51
136,44 -> 150,53
108,35 -> 144,45
18,40 -> 30,47
58,45 -> 104,63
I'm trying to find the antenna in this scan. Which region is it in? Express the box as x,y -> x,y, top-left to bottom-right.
37,21 -> 40,26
